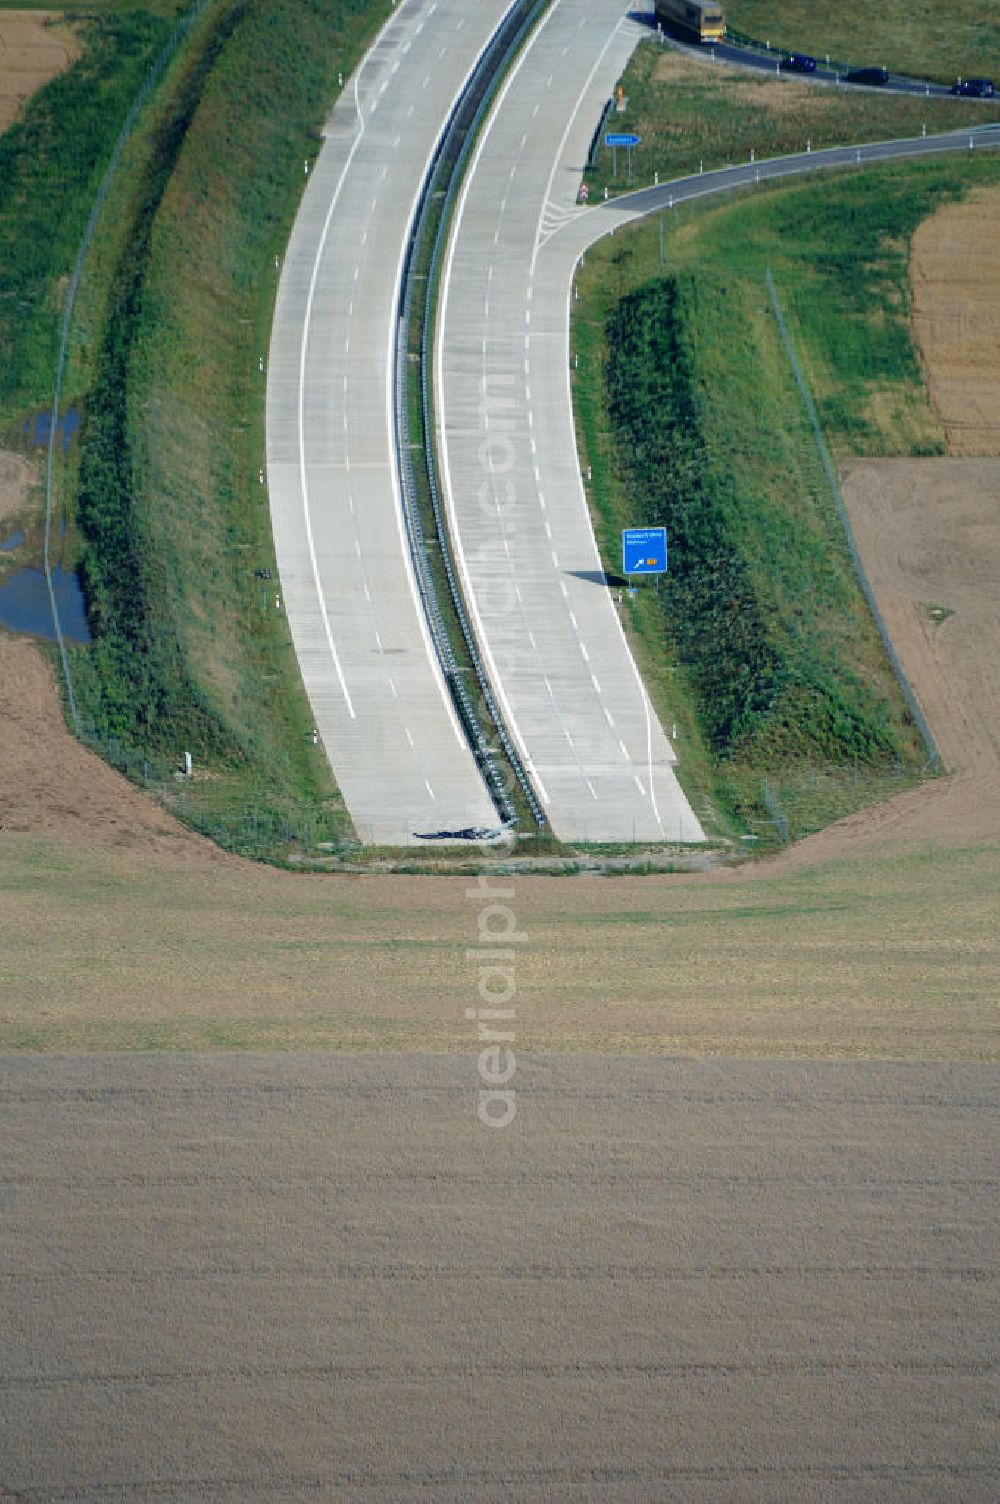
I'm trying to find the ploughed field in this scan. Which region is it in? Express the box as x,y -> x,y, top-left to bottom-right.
1,1052 -> 996,1501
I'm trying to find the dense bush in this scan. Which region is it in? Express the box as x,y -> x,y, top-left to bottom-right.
606,276 -> 901,764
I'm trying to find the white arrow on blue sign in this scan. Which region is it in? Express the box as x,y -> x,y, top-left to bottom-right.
606,132 -> 641,147
622,526 -> 667,575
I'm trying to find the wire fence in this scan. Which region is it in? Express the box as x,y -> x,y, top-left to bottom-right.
765,265 -> 941,772
43,0 -> 213,737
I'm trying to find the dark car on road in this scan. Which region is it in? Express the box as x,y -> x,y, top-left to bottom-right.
780,52 -> 817,73
845,66 -> 889,86
951,78 -> 995,97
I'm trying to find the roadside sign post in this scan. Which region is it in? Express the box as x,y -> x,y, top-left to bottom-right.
622,526 -> 667,589
606,131 -> 640,184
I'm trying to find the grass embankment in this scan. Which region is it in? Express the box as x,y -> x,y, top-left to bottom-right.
56,0 -> 391,857
0,9 -> 181,424
573,156 -> 1000,842
588,46 -> 999,199
725,0 -> 999,84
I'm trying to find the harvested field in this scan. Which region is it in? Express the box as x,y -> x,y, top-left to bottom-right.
0,448 -> 36,523
757,456 -> 1000,874
1,1052 -> 996,1501
0,826 -> 996,1057
0,10 -> 80,134
911,187 -> 1000,454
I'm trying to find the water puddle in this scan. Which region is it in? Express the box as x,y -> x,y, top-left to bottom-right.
0,566 -> 90,642
22,406 -> 80,454
0,528 -> 25,553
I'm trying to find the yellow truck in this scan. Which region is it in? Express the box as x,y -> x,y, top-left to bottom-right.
655,0 -> 726,45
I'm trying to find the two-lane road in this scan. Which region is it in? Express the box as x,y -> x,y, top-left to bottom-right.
267,0 -> 513,845
436,0 -> 704,843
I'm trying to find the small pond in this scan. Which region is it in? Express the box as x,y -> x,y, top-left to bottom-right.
0,566 -> 90,642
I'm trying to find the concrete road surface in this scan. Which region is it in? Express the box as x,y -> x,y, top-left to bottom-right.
267,0 -> 514,845
436,0 -> 705,844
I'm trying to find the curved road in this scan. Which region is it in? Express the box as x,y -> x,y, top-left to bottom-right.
437,0 -> 703,843
266,0 -> 513,846
436,0 -> 1000,843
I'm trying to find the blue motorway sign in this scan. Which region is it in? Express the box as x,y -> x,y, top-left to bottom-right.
606,132 -> 641,148
622,526 -> 667,575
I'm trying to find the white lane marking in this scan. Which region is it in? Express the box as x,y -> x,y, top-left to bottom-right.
586,779 -> 598,799
619,738 -> 630,759
580,643 -> 589,662
531,18 -> 628,274
525,385 -> 531,401
634,775 -> 647,796
386,52 -> 475,761
388,677 -> 398,698
364,581 -> 371,601
569,611 -> 578,629
604,707 -> 615,728
544,520 -> 552,538
551,550 -> 560,567
590,674 -> 601,693
559,581 -> 568,598
405,727 -> 415,747
432,1 -> 571,812
374,629 -> 383,651
425,779 -> 436,799
295,63 -> 384,719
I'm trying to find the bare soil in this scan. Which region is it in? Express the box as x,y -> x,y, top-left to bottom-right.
0,10 -> 81,134
0,448 -> 37,524
911,187 -> 1000,455
1,1052 -> 995,1501
0,634 -> 238,869
755,456 -> 1000,875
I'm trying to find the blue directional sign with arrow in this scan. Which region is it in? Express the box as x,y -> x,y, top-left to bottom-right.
622,526 -> 667,575
606,132 -> 641,147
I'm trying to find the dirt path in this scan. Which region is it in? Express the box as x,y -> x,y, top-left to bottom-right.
0,11 -> 81,135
